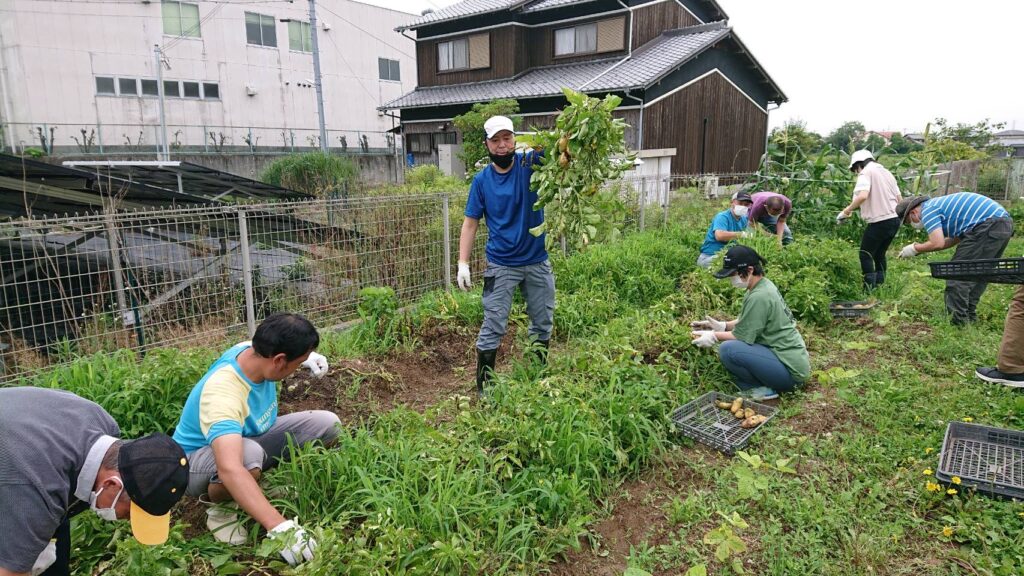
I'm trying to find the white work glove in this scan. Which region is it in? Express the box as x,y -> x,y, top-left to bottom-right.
691,330 -> 718,348
738,230 -> 752,239
268,519 -> 316,566
836,211 -> 850,225
456,261 -> 472,291
898,243 -> 918,259
301,351 -> 329,378
690,315 -> 727,332
31,541 -> 57,576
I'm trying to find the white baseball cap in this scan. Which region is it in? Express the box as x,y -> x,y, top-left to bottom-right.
848,149 -> 874,170
484,116 -> 515,139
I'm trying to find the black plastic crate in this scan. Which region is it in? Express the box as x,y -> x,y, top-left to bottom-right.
928,258 -> 1024,285
670,391 -> 777,455
829,301 -> 876,318
936,422 -> 1024,500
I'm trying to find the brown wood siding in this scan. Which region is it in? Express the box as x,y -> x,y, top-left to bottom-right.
631,1 -> 701,50
417,27 -> 518,87
527,18 -> 628,68
643,73 -> 766,174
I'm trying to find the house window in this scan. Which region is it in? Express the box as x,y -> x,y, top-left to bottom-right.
554,22 -> 597,56
202,82 -> 220,99
245,12 -> 277,47
182,81 -> 200,98
378,58 -> 400,81
118,78 -> 139,96
162,1 -> 201,38
95,77 -> 115,95
408,133 -> 432,153
437,38 -> 468,71
163,80 -> 181,97
288,20 -> 313,52
141,79 -> 159,96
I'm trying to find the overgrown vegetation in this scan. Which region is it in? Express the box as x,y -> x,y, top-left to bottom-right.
261,152 -> 359,197
451,98 -> 522,177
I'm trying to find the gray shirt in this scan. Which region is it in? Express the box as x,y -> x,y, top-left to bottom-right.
0,387 -> 120,573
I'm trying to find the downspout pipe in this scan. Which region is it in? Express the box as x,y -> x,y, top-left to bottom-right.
761,101 -> 781,176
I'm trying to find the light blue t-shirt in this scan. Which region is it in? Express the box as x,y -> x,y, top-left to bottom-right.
465,150 -> 547,267
700,209 -> 749,256
920,192 -> 1009,238
172,343 -> 279,454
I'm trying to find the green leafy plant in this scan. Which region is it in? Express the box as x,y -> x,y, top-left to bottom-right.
452,98 -> 522,177
261,152 -> 358,197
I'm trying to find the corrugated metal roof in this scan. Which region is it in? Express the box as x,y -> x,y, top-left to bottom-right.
383,23 -> 730,109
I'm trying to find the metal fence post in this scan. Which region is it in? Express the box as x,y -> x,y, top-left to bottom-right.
442,194 -> 452,290
103,213 -> 130,326
663,178 -> 669,227
238,210 -> 257,336
639,177 -> 646,231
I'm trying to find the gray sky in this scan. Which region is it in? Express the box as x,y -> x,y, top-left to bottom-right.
359,0 -> 1024,136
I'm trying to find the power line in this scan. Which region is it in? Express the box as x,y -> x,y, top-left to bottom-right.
316,3 -> 415,60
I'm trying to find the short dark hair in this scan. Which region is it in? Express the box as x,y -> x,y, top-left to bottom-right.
851,158 -> 874,172
738,263 -> 765,278
765,196 -> 785,211
252,313 -> 320,361
101,440 -> 123,470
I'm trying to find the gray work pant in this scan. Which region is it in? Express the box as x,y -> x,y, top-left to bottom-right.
185,410 -> 341,496
945,217 -> 1013,324
477,260 -> 555,351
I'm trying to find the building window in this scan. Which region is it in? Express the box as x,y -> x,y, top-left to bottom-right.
245,12 -> 277,47
162,1 -> 201,38
288,20 -> 312,52
141,79 -> 159,96
96,77 -> 115,95
202,82 -> 220,99
182,81 -> 200,98
163,80 -> 180,97
378,58 -> 400,81
118,78 -> 138,96
438,39 -> 468,71
409,133 -> 431,153
554,22 -> 597,56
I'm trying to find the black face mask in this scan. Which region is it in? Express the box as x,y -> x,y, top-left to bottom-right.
488,152 -> 515,170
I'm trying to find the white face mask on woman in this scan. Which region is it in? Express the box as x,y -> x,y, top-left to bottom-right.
730,275 -> 748,290
733,205 -> 749,218
89,478 -> 124,521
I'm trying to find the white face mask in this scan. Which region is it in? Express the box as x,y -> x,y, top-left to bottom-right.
89,478 -> 123,522
911,219 -> 924,230
730,275 -> 748,290
733,205 -> 749,218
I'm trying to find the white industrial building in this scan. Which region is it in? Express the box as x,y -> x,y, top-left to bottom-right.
0,0 -> 417,155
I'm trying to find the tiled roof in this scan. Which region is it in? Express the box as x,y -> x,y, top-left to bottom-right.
522,0 -> 596,12
397,0 -> 522,30
383,23 -> 731,110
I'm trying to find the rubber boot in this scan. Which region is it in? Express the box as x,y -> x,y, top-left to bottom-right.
476,348 -> 497,396
529,340 -> 550,366
863,272 -> 878,291
874,270 -> 885,286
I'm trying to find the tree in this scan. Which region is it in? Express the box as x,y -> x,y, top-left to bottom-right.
825,121 -> 866,152
862,133 -> 886,154
931,117 -> 1006,154
768,120 -> 823,163
452,99 -> 522,177
888,132 -> 922,154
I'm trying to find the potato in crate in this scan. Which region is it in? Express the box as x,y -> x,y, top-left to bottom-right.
670,391 -> 777,455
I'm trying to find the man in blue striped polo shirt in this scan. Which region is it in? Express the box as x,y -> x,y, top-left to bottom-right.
896,192 -> 1013,324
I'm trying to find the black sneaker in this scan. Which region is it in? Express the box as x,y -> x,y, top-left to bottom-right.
975,367 -> 1024,388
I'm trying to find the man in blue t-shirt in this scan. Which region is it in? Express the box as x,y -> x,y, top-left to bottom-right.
896,192 -> 1013,324
697,190 -> 753,268
457,115 -> 554,396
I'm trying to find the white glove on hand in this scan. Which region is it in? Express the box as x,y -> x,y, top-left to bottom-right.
301,352 -> 329,378
269,519 -> 316,566
32,541 -> 57,576
836,211 -> 850,225
456,261 -> 472,291
690,315 -> 727,332
691,330 -> 718,348
898,243 -> 918,259
739,230 -> 752,239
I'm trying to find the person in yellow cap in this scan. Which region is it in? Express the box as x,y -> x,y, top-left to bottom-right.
0,387 -> 188,576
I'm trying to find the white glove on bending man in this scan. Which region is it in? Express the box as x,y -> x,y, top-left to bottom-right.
268,519 -> 317,566
301,351 -> 329,378
690,330 -> 718,348
690,316 -> 727,332
898,243 -> 918,259
456,261 -> 472,291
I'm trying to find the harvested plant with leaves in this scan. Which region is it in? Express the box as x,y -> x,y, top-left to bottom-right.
528,88 -> 635,250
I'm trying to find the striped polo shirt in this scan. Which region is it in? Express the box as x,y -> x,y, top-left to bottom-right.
920,192 -> 1009,238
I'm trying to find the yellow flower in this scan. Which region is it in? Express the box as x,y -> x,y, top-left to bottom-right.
924,447 -> 934,454
947,488 -> 958,495
922,468 -> 933,476
951,476 -> 961,485
942,526 -> 954,537
962,417 -> 973,422
926,481 -> 941,492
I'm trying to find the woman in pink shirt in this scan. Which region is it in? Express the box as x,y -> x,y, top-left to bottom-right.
836,150 -> 902,289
